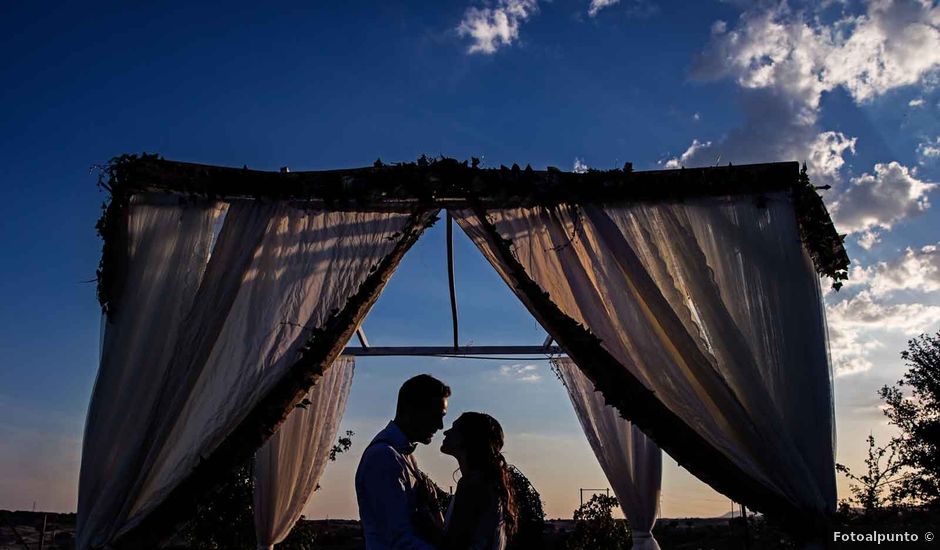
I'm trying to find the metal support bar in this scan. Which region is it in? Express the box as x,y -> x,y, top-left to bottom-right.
580,488 -> 611,506
355,326 -> 369,348
343,345 -> 564,357
446,212 -> 459,349
542,334 -> 554,348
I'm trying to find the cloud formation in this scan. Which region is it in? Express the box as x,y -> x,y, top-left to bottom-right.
588,0 -> 658,18
499,364 -> 543,382
662,0 -> 940,250
457,0 -> 539,54
827,288 -> 940,376
664,138 -> 713,168
693,1 -> 940,108
670,0 -> 940,218
918,136 -> 940,163
826,241 -> 940,376
848,242 -> 940,294
856,229 -> 882,250
589,0 -> 620,17
830,161 -> 936,233
661,88 -> 856,183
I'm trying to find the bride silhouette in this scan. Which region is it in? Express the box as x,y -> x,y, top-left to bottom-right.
418,412 -> 518,550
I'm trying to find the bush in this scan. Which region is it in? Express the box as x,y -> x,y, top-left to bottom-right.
180,430 -> 355,549
183,458 -> 256,550
508,465 -> 546,549
563,494 -> 630,550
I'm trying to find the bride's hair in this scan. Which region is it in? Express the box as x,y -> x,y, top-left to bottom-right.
456,412 -> 518,537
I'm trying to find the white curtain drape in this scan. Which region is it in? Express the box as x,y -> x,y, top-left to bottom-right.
553,357 -> 661,550
451,193 -> 835,522
253,356 -> 355,550
78,195 -> 424,549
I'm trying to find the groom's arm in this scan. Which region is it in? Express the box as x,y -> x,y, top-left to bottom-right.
360,445 -> 438,550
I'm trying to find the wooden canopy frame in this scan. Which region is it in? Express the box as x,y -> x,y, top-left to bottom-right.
93,154 -> 848,546
100,154 -> 819,210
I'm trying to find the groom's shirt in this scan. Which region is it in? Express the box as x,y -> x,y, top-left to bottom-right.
355,421 -> 437,550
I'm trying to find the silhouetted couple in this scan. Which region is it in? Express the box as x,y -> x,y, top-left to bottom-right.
355,374 -> 517,550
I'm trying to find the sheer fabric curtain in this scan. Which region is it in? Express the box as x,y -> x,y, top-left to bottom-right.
78,195 -> 222,550
451,194 -> 834,523
78,196 -> 423,549
553,358 -> 662,550
254,356 -> 355,550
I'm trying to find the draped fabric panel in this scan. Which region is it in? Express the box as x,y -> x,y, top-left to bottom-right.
254,356 -> 355,550
553,358 -> 662,550
78,196 -> 425,549
450,194 -> 835,522
78,195 -> 223,550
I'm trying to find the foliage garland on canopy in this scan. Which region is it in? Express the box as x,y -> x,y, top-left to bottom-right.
94,152 -> 849,316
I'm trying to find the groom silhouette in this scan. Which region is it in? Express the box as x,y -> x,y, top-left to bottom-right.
356,374 -> 451,549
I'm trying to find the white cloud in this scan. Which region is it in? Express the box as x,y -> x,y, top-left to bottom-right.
694,1 -> 940,107
665,110 -> 855,184
589,0 -> 620,17
918,136 -> 940,163
857,229 -> 882,250
826,289 -> 940,376
826,0 -> 940,103
664,138 -> 712,168
589,0 -> 658,18
826,315 -> 882,377
457,0 -> 539,54
808,131 -> 858,181
678,0 -> 940,229
837,357 -> 878,377
848,243 -> 940,293
830,161 -> 936,233
573,158 -> 589,173
828,290 -> 940,334
499,364 -> 543,383
909,97 -> 926,107
693,112 -> 701,121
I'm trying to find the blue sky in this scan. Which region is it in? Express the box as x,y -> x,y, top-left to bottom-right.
1,0 -> 939,519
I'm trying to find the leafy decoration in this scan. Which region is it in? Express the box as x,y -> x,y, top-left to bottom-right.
792,163 -> 850,289
93,154 -> 851,314
94,152 -> 163,317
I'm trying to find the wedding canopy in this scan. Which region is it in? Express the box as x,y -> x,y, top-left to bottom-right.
78,154 -> 848,548
554,357 -> 663,550
253,356 -> 355,550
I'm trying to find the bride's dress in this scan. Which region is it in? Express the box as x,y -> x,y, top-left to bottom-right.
443,471 -> 507,550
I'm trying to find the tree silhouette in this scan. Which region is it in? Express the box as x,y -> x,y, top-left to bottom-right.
879,330 -> 940,508
835,434 -> 904,514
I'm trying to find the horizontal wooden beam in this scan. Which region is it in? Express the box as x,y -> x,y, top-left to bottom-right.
342,345 -> 564,356
103,154 -> 801,208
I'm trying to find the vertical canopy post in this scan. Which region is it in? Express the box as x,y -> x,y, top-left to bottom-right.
446,212 -> 459,350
